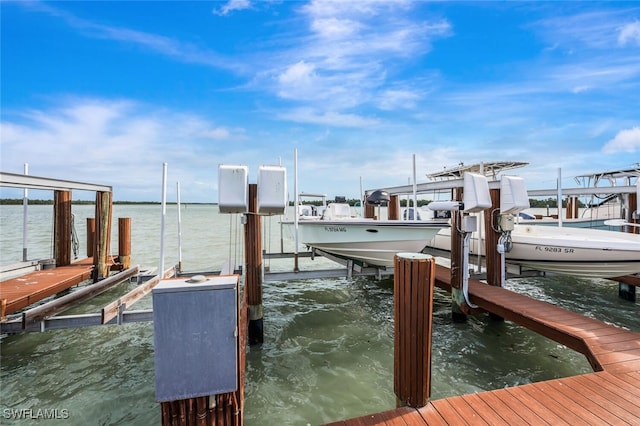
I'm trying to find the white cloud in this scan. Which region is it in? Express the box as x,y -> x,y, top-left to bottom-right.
213,0 -> 252,16
263,0 -> 451,113
602,126 -> 640,153
311,17 -> 361,39
571,85 -> 590,94
277,108 -> 379,127
618,21 -> 640,46
278,61 -> 317,86
377,89 -> 421,110
0,98 -> 243,201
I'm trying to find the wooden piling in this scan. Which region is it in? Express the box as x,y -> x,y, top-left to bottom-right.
628,191 -> 638,234
449,188 -> 466,322
86,218 -> 95,258
364,202 -> 375,219
388,195 -> 400,220
394,253 -> 435,407
244,183 -> 263,345
94,191 -> 113,281
118,217 -> 131,269
484,189 -> 502,287
53,190 -> 72,267
484,188 -> 504,321
566,196 -> 579,219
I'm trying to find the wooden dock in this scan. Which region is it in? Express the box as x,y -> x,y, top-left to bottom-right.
327,264 -> 640,425
0,258 -> 94,317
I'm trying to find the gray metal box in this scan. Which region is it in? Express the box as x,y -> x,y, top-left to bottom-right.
152,275 -> 238,402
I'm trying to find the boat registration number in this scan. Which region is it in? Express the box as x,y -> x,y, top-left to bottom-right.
535,246 -> 574,254
324,226 -> 347,232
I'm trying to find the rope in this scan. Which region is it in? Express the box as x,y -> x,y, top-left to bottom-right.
71,213 -> 79,259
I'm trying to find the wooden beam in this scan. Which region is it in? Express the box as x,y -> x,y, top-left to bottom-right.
101,273 -> 160,324
22,266 -> 138,329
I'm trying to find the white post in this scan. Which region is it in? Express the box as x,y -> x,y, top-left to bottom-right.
22,163 -> 29,261
557,168 -> 563,227
293,149 -> 299,271
159,163 -> 168,277
412,154 -> 418,215
176,181 -> 183,272
360,176 -> 364,217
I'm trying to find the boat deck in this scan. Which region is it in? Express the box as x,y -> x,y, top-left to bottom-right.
327,265 -> 640,425
0,258 -> 94,317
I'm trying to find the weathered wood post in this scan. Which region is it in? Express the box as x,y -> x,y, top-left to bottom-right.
86,218 -> 95,258
54,190 -> 72,267
244,184 -> 263,345
93,191 -> 113,281
394,253 -> 435,407
118,217 -> 131,269
388,195 -> 400,220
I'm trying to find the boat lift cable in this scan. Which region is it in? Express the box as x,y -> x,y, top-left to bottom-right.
71,213 -> 79,259
461,231 -> 478,309
228,214 -> 234,272
454,213 -> 478,310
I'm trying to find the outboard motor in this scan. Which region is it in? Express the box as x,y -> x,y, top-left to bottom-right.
366,190 -> 390,206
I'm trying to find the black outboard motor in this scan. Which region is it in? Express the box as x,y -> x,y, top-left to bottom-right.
366,190 -> 390,206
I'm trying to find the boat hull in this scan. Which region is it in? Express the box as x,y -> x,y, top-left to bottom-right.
285,220 -> 447,267
427,225 -> 640,279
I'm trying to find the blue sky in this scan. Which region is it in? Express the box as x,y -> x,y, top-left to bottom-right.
1,0 -> 639,202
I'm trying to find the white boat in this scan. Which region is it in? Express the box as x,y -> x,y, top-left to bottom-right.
283,202 -> 449,268
520,165 -> 639,230
426,224 -> 640,279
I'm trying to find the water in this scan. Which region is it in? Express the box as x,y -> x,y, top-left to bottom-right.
1,205 -> 638,425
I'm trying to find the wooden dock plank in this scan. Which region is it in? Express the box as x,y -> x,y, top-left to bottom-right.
535,378 -> 623,425
615,371 -> 640,390
382,406 -> 428,426
514,382 -> 580,424
429,398 -> 473,425
1,262 -> 94,316
479,387 -> 552,425
560,374 -> 637,425
415,404 -> 447,426
461,393 -> 509,426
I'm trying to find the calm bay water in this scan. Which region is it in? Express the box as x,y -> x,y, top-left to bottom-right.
1,204 -> 638,425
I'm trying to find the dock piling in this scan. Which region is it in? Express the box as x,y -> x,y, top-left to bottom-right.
86,218 -> 95,258
484,188 -> 505,321
118,217 -> 131,269
388,195 -> 400,220
93,191 -> 113,281
449,189 -> 467,322
54,190 -> 72,267
394,253 -> 435,407
244,183 -> 264,345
